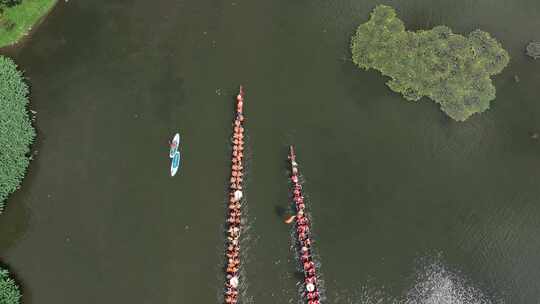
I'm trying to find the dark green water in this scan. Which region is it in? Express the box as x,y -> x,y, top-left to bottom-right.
1,0 -> 540,303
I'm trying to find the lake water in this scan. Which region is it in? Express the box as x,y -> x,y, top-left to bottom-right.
1,0 -> 540,303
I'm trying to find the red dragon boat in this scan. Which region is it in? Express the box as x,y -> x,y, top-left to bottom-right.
223,86 -> 246,304
288,145 -> 321,304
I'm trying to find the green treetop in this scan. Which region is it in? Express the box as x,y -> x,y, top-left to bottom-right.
351,5 -> 509,121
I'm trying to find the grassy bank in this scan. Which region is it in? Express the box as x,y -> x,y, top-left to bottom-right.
0,0 -> 57,47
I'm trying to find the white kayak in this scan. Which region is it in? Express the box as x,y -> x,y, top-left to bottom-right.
169,133 -> 180,158
171,151 -> 181,177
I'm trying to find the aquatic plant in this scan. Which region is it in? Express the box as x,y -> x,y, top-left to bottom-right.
351,5 -> 509,121
526,41 -> 540,59
0,56 -> 34,211
0,268 -> 21,304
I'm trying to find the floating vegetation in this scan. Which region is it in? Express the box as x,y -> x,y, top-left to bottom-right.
0,268 -> 21,304
351,5 -> 510,121
0,56 -> 35,211
526,41 -> 540,59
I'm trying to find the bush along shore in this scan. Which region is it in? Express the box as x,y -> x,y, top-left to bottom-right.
0,268 -> 21,304
0,55 -> 35,210
351,5 -> 510,121
0,55 -> 32,304
0,0 -> 58,47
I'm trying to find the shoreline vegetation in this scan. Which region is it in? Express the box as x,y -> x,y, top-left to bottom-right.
0,56 -> 34,211
0,55 -> 30,303
0,0 -> 52,300
0,0 -> 58,47
0,268 -> 21,304
351,5 -> 509,121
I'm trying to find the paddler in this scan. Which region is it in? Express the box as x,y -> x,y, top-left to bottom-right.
234,190 -> 243,201
230,276 -> 239,288
301,251 -> 310,261
307,291 -> 318,300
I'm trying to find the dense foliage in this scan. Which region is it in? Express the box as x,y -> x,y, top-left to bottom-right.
351,5 -> 509,121
0,0 -> 22,9
0,269 -> 21,304
0,0 -> 57,47
0,56 -> 34,211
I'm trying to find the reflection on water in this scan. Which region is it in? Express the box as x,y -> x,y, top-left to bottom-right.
354,256 -> 500,304
404,257 -> 496,304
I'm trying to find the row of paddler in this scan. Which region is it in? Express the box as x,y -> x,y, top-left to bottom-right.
224,88 -> 246,304
289,146 -> 321,304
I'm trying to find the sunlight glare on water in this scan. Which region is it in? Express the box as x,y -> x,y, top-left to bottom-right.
351,257 -> 500,304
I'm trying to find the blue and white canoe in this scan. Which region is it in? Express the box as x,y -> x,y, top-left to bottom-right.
169,133 -> 180,158
171,150 -> 181,177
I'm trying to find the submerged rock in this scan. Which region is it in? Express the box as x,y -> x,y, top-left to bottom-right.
526,41 -> 540,59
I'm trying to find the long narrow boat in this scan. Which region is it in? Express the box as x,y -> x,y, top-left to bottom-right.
223,86 -> 246,304
289,146 -> 321,304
